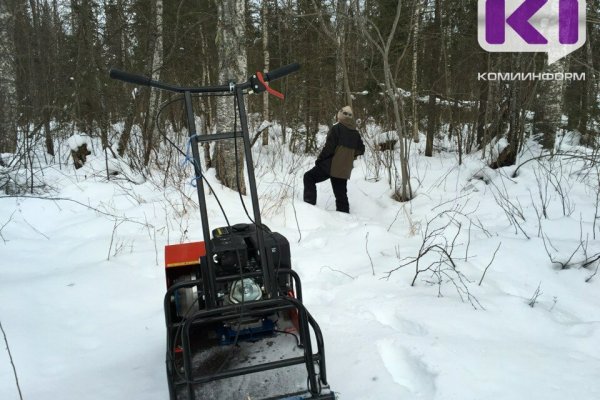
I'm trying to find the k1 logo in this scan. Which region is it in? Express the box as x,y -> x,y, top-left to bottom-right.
478,0 -> 586,64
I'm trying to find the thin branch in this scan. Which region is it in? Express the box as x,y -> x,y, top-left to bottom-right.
586,263 -> 599,283
0,195 -> 150,226
320,265 -> 356,280
542,227 -> 587,270
20,215 -> 50,240
0,210 -> 16,244
385,1 -> 404,55
291,184 -> 302,243
366,232 -> 375,276
0,320 -> 24,400
465,220 -> 472,261
479,242 -> 501,286
387,206 -> 403,231
513,151 -> 599,177
583,253 -> 600,269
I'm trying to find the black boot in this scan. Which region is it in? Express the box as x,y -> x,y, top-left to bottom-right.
303,166 -> 329,205
331,177 -> 349,213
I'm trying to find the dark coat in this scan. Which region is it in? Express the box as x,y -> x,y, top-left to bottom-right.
316,123 -> 365,179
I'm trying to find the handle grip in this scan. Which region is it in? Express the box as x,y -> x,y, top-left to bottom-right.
264,62 -> 300,82
109,68 -> 152,87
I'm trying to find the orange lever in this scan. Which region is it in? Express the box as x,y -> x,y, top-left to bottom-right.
256,71 -> 285,100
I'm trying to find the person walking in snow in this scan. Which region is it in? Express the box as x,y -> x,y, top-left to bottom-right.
303,106 -> 365,213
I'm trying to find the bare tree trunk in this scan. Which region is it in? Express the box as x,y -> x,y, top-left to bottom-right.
536,60 -> 565,151
505,54 -> 521,166
455,99 -> 463,165
304,95 -> 312,153
311,0 -> 352,107
261,0 -> 270,146
425,92 -> 436,156
213,0 -> 247,194
117,101 -> 137,157
492,56 -> 521,169
482,54 -> 496,159
276,5 -> 291,144
0,0 -> 17,153
336,0 -> 352,107
439,8 -> 460,164
44,115 -> 54,156
425,0 -> 441,157
200,28 -> 213,168
476,53 -> 489,149
580,24 -> 594,145
276,5 -> 287,145
411,0 -> 422,143
144,0 -> 163,166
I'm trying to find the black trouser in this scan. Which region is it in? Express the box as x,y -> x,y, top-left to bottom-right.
303,166 -> 349,213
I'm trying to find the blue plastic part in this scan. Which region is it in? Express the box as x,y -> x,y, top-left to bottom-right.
217,318 -> 276,345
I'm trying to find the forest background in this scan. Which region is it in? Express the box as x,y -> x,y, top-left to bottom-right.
1,0 -> 599,197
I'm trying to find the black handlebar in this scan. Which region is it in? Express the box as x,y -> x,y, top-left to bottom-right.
109,69 -> 153,87
264,62 -> 300,82
108,62 -> 300,94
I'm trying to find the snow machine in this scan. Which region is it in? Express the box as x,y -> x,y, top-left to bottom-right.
109,63 -> 335,400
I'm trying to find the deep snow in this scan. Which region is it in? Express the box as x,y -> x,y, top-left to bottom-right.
1,127 -> 599,400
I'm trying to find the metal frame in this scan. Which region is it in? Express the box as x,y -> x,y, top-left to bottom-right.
109,64 -> 334,400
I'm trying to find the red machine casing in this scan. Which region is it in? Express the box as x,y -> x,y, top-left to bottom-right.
164,241 -> 206,288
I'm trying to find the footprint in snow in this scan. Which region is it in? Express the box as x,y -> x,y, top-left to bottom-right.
370,307 -> 428,337
377,339 -> 437,399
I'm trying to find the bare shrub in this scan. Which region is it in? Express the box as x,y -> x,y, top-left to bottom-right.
488,172 -> 530,239
385,204 -> 485,310
539,217 -> 600,285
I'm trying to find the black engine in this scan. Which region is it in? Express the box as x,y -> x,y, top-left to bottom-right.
210,223 -> 292,302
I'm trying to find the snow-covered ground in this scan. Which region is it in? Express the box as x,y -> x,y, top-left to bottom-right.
1,126 -> 599,400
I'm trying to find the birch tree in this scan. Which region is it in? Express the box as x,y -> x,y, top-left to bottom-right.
261,0 -> 270,146
424,0 -> 441,157
411,0 -> 422,143
143,0 -> 163,166
213,0 -> 247,193
0,0 -> 17,154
